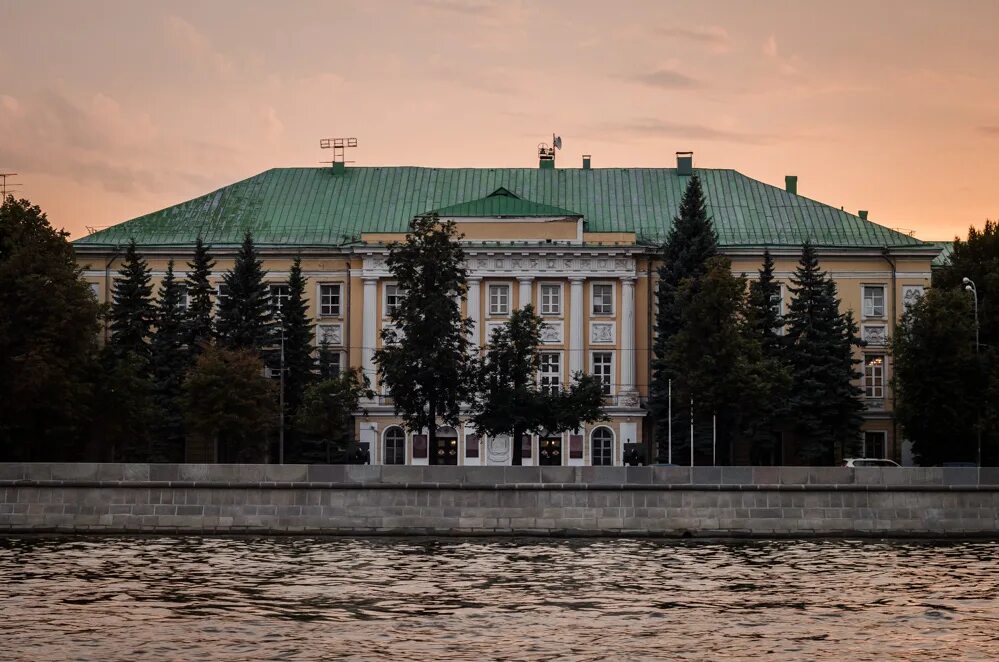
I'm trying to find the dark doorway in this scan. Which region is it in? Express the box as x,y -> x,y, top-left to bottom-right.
539,437 -> 562,466
431,427 -> 459,465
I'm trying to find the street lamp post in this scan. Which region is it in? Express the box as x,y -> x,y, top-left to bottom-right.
278,313 -> 286,466
962,277 -> 981,466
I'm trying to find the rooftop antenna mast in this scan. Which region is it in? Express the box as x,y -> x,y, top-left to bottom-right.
319,138 -> 358,167
0,173 -> 21,198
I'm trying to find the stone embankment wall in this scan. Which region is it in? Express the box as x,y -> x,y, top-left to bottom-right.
1,464 -> 997,537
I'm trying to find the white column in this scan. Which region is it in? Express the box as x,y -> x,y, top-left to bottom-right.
619,276 -> 638,406
518,276 -> 533,310
569,276 -> 585,375
362,277 -> 378,394
467,277 -> 481,349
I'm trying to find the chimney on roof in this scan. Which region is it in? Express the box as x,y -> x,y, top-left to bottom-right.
785,175 -> 797,195
582,155 -> 591,170
859,210 -> 869,220
676,151 -> 693,176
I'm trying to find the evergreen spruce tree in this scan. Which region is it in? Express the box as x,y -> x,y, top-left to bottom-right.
649,175 -> 719,462
215,231 -> 273,354
184,236 -> 215,355
279,257 -> 314,461
374,214 -> 475,458
109,239 -> 155,360
149,260 -> 188,462
745,249 -> 792,462
784,243 -> 864,463
0,195 -> 101,459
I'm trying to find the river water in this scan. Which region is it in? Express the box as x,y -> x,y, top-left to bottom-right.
0,536 -> 996,661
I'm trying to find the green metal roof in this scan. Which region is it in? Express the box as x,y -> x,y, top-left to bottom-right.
431,187 -> 581,218
75,166 -> 931,250
928,241 -> 954,267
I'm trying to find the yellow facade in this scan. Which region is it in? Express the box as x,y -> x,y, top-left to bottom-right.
77,219 -> 933,466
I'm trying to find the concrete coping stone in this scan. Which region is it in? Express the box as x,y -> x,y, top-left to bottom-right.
1,479 -> 996,492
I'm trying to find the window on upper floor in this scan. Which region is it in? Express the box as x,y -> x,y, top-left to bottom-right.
177,284 -> 189,312
540,283 -> 561,316
864,355 -> 884,399
591,351 -> 613,396
384,283 -> 403,317
269,284 -> 290,317
319,284 -> 342,317
539,352 -> 561,394
489,284 -> 510,316
863,285 -> 886,318
592,283 -> 614,316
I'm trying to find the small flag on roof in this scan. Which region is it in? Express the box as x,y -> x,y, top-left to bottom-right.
553,135 -> 562,150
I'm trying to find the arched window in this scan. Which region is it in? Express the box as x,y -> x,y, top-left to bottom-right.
591,427 -> 614,466
384,427 -> 406,465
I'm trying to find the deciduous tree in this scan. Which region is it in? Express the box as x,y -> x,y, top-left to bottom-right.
295,368 -> 372,463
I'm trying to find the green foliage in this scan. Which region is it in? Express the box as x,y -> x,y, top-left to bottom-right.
92,349 -> 158,461
374,214 -> 475,454
892,288 -> 979,465
659,256 -> 774,463
216,231 -> 274,354
184,236 -> 215,354
784,243 -> 864,463
149,260 -> 188,462
279,257 -> 314,417
182,344 -> 277,463
295,368 -> 373,463
471,305 -> 606,465
650,175 -> 720,460
934,219 -> 998,344
109,239 -> 154,360
0,195 -> 100,459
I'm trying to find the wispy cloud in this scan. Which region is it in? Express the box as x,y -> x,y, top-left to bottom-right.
762,34 -> 801,76
978,125 -> 999,135
596,118 -> 781,145
656,25 -> 731,52
632,67 -> 701,89
163,16 -> 234,76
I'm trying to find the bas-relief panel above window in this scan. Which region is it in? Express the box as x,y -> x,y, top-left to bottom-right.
590,322 -> 615,344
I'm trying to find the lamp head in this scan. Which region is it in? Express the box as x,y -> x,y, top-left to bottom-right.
962,277 -> 971,285
966,285 -> 973,292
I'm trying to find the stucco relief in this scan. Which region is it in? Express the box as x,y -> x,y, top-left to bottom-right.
591,322 -> 615,344
540,322 -> 563,344
487,435 -> 511,465
902,285 -> 925,310
862,324 -> 887,346
316,323 -> 343,347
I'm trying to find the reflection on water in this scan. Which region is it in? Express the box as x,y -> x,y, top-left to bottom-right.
0,536 -> 996,660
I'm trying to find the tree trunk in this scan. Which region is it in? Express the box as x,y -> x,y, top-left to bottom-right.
512,422 -> 524,466
427,399 -> 437,465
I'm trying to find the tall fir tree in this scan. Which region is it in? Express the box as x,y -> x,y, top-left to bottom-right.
279,257 -> 315,458
649,175 -> 719,462
109,239 -> 155,360
744,249 -> 792,462
149,260 -> 188,462
374,214 -> 475,457
784,243 -> 864,463
184,236 -> 215,355
215,231 -> 274,354
0,195 -> 101,460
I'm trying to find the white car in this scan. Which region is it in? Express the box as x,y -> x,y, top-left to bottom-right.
841,458 -> 900,467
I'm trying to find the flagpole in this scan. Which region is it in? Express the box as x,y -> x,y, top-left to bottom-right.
689,395 -> 694,467
712,412 -> 716,467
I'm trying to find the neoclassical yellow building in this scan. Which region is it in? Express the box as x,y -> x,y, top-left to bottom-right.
75,151 -> 940,466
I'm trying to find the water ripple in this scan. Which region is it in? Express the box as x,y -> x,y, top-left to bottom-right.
0,536 -> 997,660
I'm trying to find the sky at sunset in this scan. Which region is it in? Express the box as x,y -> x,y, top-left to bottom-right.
1,0 -> 997,241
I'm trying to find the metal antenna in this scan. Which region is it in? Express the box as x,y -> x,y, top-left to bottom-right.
319,138 -> 358,164
0,173 -> 21,198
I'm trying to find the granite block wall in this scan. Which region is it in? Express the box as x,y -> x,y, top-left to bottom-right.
1,464 -> 996,537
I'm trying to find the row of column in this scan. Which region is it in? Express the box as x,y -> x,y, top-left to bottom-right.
361,275 -> 637,402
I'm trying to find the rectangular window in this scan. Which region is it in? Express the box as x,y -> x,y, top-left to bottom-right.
863,285 -> 886,318
540,352 -> 561,394
540,283 -> 561,316
269,284 -> 290,316
325,351 -> 343,376
591,352 -> 613,396
489,284 -> 510,316
319,284 -> 342,317
863,431 -> 886,458
864,355 -> 885,399
216,283 -> 229,306
384,283 -> 403,316
177,285 -> 189,312
592,283 -> 614,315
89,282 -> 101,302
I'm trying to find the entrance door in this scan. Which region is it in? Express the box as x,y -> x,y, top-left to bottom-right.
539,437 -> 562,466
431,427 -> 459,465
